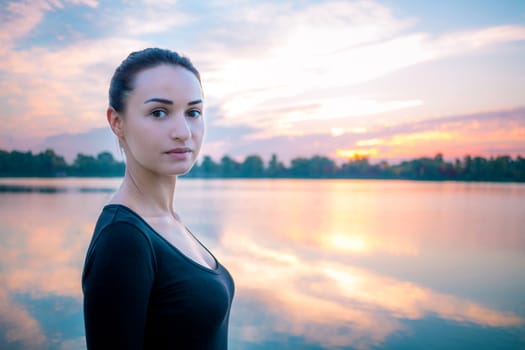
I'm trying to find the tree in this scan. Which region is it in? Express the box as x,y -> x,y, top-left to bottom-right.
96,151 -> 125,176
308,156 -> 336,178
73,154 -> 99,176
290,157 -> 310,177
220,155 -> 240,177
0,148 -> 524,181
267,154 -> 286,178
200,155 -> 219,177
36,149 -> 67,176
340,157 -> 372,178
241,155 -> 264,178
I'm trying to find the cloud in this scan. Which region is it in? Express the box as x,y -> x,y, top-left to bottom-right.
0,0 -> 100,51
36,127 -> 121,162
67,0 -> 98,8
0,0 -> 524,159
335,107 -> 525,160
118,0 -> 194,35
188,1 -> 525,140
0,36 -> 150,137
0,1 -> 52,48
433,25 -> 525,57
198,107 -> 525,164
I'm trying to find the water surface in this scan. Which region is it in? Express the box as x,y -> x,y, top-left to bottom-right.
0,178 -> 524,349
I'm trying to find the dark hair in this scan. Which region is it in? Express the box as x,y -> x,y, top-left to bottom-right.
109,48 -> 201,113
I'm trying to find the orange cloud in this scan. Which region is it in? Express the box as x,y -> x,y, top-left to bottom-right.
331,108 -> 525,161
336,148 -> 379,159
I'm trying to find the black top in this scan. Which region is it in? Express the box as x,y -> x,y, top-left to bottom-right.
82,204 -> 234,349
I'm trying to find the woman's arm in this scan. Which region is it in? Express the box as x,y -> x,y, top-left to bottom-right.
82,222 -> 155,349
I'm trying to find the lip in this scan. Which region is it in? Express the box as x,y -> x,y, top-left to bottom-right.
164,147 -> 193,160
165,147 -> 193,154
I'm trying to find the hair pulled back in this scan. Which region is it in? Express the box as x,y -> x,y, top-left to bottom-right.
109,48 -> 201,113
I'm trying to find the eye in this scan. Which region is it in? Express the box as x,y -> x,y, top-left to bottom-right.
151,109 -> 168,118
186,109 -> 202,118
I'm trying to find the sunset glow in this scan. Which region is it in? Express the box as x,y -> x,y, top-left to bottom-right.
337,148 -> 380,159
0,1 -> 524,163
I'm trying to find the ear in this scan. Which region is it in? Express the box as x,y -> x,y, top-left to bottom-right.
107,107 -> 124,139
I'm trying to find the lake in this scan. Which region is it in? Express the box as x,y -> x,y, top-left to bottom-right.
0,178 -> 524,349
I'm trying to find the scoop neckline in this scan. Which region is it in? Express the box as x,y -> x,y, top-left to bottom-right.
104,204 -> 221,274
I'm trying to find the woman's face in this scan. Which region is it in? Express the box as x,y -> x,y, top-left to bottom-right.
117,64 -> 204,176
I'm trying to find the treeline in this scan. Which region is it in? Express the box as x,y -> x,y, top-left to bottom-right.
0,149 -> 124,177
1,149 -> 524,182
187,153 -> 525,182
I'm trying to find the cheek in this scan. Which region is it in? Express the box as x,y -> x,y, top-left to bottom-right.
123,120 -> 159,153
192,120 -> 205,142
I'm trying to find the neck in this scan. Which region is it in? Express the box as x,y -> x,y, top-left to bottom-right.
113,163 -> 177,217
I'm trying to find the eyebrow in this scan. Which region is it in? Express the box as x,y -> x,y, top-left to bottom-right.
187,99 -> 203,106
144,98 -> 173,105
144,98 -> 203,106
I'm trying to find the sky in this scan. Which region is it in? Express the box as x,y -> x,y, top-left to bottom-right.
0,0 -> 524,164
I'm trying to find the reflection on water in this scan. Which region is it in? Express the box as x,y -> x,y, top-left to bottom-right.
0,180 -> 111,350
0,178 -> 524,349
223,236 -> 522,349
0,178 -> 121,193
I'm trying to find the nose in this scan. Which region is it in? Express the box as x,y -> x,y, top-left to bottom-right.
169,112 -> 191,141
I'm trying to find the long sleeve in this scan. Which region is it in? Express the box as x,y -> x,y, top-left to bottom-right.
82,222 -> 156,350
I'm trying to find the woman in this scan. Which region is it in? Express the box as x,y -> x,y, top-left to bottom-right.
82,48 -> 234,349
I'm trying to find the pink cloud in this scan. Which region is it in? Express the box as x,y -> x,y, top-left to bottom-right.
0,1 -> 52,46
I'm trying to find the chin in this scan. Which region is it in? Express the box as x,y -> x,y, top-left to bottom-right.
166,163 -> 195,176
174,168 -> 192,176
